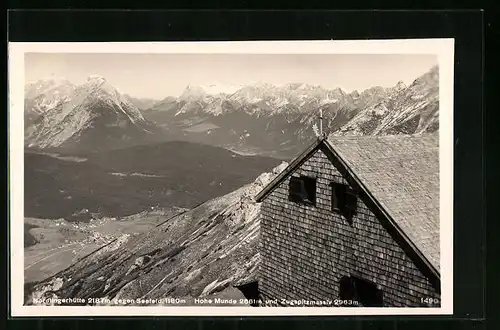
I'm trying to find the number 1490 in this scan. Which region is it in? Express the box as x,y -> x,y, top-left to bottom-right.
420,297 -> 440,305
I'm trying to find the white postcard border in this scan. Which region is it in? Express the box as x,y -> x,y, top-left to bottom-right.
8,39 -> 455,317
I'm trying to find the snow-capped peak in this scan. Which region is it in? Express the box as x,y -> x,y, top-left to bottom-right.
26,76 -> 71,86
80,75 -> 125,101
394,80 -> 407,90
87,75 -> 107,83
25,78 -> 77,115
25,77 -> 75,96
25,75 -> 150,150
179,84 -> 207,101
247,81 -> 275,89
199,84 -> 242,95
83,75 -> 112,91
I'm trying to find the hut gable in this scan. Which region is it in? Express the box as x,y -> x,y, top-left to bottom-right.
256,133 -> 440,307
325,134 -> 440,272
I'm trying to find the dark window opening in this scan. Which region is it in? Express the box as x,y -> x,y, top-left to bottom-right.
339,276 -> 356,301
339,276 -> 384,307
331,182 -> 358,222
289,176 -> 316,206
235,281 -> 260,307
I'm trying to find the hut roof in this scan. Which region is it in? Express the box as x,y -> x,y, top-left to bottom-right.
326,133 -> 440,272
256,133 -> 440,273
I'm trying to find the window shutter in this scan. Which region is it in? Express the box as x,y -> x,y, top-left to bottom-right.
332,183 -> 347,211
303,177 -> 316,205
345,188 -> 358,213
299,179 -> 308,199
289,177 -> 303,203
289,176 -> 316,206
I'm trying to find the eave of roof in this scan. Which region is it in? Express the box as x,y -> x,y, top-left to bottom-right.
255,137 -> 325,202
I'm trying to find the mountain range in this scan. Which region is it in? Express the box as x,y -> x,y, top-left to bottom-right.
24,65 -> 439,158
143,66 -> 438,158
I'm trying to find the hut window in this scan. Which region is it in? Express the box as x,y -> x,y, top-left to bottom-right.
289,176 -> 316,206
339,275 -> 384,307
331,182 -> 358,221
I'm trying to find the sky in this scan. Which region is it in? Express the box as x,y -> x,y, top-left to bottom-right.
25,53 -> 438,100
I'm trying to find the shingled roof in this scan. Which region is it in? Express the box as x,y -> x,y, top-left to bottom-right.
326,133 -> 440,272
256,133 -> 440,274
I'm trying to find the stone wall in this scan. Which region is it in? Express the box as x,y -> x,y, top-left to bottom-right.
259,148 -> 440,307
